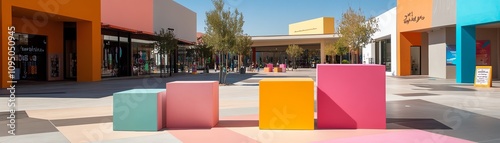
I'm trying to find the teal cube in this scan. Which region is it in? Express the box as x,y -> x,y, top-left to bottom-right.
113,89 -> 166,131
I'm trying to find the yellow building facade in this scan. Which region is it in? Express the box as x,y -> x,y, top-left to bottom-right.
288,17 -> 335,35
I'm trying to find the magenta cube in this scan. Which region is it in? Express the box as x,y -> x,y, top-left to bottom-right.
165,81 -> 219,129
316,64 -> 386,129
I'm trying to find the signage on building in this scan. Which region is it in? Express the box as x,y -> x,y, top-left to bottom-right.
476,40 -> 491,66
294,28 -> 318,33
474,66 -> 492,88
446,45 -> 456,65
403,12 -> 425,24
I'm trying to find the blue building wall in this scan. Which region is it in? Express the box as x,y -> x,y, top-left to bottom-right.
456,0 -> 500,83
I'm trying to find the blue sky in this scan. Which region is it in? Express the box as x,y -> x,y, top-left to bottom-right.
174,0 -> 396,36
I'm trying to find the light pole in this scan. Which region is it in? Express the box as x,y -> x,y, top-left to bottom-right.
168,28 -> 174,77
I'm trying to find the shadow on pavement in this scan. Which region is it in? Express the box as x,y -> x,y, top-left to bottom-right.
215,120 -> 259,128
410,84 -> 477,91
387,118 -> 451,129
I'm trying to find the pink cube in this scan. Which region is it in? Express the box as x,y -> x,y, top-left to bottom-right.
316,64 -> 386,129
280,64 -> 286,73
267,64 -> 274,72
166,81 -> 219,129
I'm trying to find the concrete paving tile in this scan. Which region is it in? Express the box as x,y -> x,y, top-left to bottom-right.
0,111 -> 58,136
228,127 -> 398,143
313,130 -> 474,143
387,99 -> 500,142
0,132 -> 70,143
167,128 -> 258,143
26,106 -> 112,120
51,116 -> 113,127
56,122 -> 163,143
219,100 -> 259,109
93,133 -> 182,143
220,107 -> 258,117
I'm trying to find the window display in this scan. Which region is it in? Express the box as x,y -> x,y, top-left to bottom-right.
14,33 -> 47,81
102,40 -> 129,77
133,43 -> 154,75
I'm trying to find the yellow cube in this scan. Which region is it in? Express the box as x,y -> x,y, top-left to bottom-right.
259,78 -> 314,130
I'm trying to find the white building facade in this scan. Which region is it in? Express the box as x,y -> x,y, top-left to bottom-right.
363,7 -> 397,76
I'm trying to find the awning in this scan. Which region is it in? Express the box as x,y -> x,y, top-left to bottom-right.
101,23 -> 195,45
101,23 -> 155,35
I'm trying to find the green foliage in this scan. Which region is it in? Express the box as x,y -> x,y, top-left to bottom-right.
155,28 -> 177,55
197,44 -> 212,59
286,44 -> 304,70
233,34 -> 253,56
342,59 -> 349,64
286,44 -> 304,59
202,0 -> 244,53
154,28 -> 177,77
336,7 -> 379,63
203,0 -> 249,83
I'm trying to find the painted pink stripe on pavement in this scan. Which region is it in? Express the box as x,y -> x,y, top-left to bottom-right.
314,130 -> 474,143
167,128 -> 259,143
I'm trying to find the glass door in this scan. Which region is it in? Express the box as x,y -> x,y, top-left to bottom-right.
65,40 -> 77,79
410,46 -> 421,75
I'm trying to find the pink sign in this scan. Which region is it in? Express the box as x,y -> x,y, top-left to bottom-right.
476,40 -> 491,66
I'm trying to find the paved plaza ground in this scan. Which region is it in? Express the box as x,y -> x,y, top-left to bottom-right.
1,69 -> 500,143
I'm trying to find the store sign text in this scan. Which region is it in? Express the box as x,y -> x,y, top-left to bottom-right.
404,12 -> 425,24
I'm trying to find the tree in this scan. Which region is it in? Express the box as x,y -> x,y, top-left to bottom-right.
286,44 -> 304,70
197,44 -> 212,68
203,0 -> 245,84
155,28 -> 177,78
325,43 -> 337,64
232,34 -> 253,72
336,7 -> 379,64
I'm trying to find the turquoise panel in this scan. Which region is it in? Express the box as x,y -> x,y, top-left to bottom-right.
456,0 -> 500,83
113,89 -> 165,131
456,26 -> 476,83
457,0 -> 500,26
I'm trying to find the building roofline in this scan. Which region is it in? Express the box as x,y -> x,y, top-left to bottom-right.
251,34 -> 340,41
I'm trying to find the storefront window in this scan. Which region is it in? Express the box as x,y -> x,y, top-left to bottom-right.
102,40 -> 128,77
255,48 -> 320,68
13,33 -> 48,81
380,40 -> 391,72
132,43 -> 155,75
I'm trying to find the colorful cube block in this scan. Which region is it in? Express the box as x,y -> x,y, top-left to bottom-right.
166,81 -> 219,129
113,89 -> 165,131
259,78 -> 314,130
316,64 -> 386,129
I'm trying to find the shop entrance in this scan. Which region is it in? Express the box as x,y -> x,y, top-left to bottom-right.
64,22 -> 77,79
410,46 -> 421,75
13,33 -> 48,81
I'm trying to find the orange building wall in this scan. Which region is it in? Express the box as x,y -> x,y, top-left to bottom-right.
1,0 -> 101,88
396,0 -> 433,76
397,0 -> 433,32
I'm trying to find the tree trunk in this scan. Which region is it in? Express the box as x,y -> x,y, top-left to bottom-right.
161,52 -> 164,77
169,51 -> 173,77
218,52 -> 222,84
293,58 -> 296,71
224,52 -> 229,84
238,54 -> 242,72
339,54 -> 344,64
